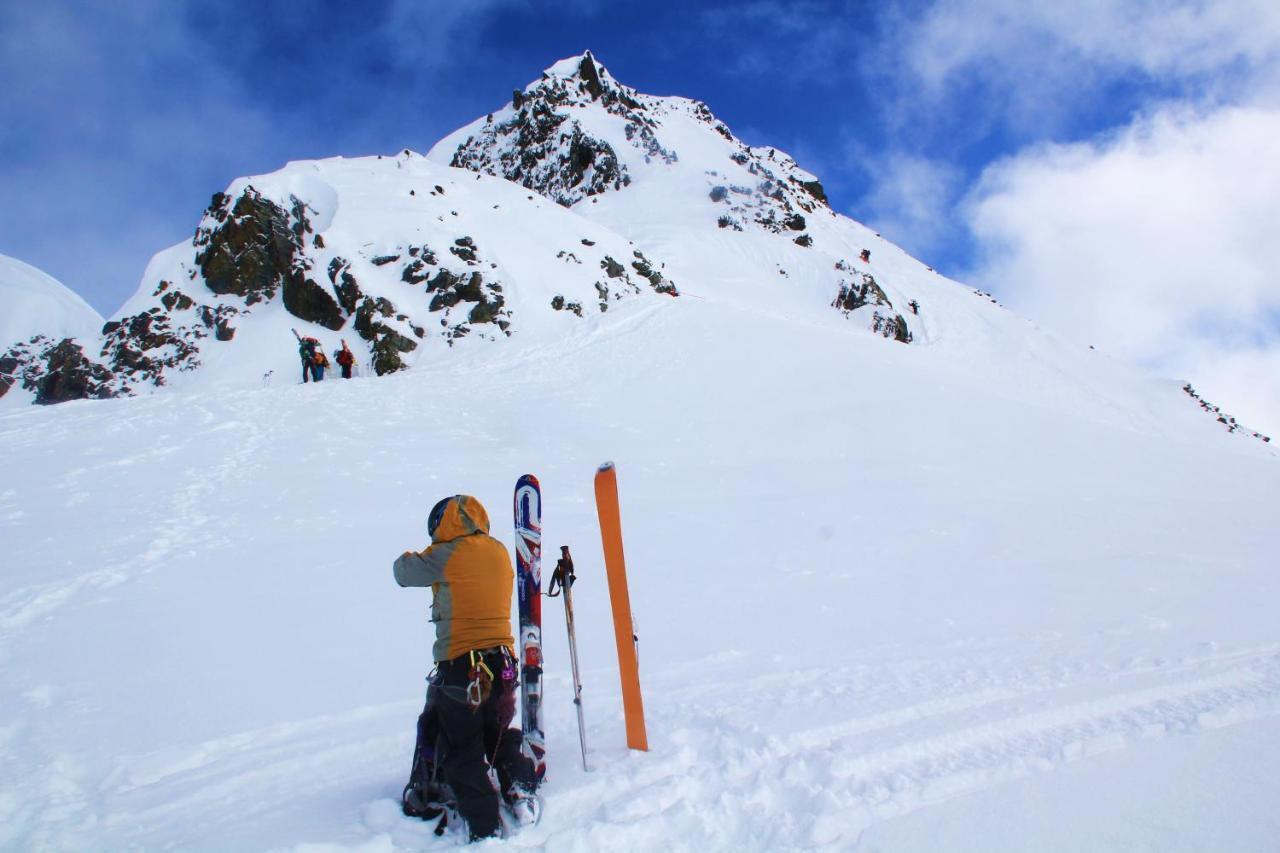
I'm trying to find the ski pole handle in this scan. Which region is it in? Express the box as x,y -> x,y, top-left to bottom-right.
559,545 -> 575,587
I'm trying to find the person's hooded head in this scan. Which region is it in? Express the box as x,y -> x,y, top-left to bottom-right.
427,495 -> 491,543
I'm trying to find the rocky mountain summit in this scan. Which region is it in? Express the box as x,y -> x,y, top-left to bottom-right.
439,52 -> 831,238
429,52 -> 923,344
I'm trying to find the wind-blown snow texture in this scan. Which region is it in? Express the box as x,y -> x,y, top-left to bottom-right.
2,53 -> 1278,851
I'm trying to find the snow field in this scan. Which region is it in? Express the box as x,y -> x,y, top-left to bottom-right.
2,289 -> 1278,850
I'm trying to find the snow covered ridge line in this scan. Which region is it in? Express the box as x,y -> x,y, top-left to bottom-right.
1182,383 -> 1271,442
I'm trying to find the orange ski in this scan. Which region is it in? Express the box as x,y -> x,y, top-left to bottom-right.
593,461 -> 648,751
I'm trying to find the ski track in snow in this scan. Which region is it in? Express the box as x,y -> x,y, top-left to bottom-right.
14,643 -> 1274,851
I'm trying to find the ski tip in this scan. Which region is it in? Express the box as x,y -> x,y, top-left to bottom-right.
597,461 -> 615,473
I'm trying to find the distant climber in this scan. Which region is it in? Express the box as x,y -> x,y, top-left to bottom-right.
294,331 -> 321,383
335,340 -> 355,379
860,249 -> 871,263
909,300 -> 919,315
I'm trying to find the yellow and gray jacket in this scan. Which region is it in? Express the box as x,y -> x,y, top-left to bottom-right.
394,495 -> 516,662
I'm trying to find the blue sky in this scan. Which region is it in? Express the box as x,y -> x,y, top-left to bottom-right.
3,0 -> 1279,432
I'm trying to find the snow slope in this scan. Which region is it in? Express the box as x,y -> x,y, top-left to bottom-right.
2,280 -> 1278,851
0,253 -> 103,350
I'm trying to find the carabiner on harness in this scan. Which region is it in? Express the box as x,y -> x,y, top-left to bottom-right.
466,649 -> 496,709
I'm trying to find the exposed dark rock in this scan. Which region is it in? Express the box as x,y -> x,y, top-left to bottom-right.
783,213 -> 806,231
1,336 -> 119,404
282,274 -> 344,330
194,187 -> 306,305
402,259 -> 432,284
833,274 -> 892,313
32,339 -> 116,405
552,294 -> 586,317
372,254 -> 400,266
871,312 -> 912,343
450,236 -> 478,263
0,354 -> 17,399
323,258 -> 364,314
335,275 -> 362,315
631,258 -> 654,278
197,304 -> 240,341
794,234 -> 813,247
469,298 -> 504,324
579,51 -> 605,99
160,291 -> 196,312
601,256 -> 625,278
353,296 -> 418,375
427,269 -> 461,293
99,310 -> 200,383
799,179 -> 828,204
709,185 -> 728,203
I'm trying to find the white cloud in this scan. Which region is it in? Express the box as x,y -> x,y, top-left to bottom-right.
894,0 -> 1280,129
964,103 -> 1280,435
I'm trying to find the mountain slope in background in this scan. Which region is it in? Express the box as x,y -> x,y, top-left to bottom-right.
0,254 -> 107,404
0,253 -> 103,349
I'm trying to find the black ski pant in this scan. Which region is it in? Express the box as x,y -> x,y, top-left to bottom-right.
425,649 -> 537,840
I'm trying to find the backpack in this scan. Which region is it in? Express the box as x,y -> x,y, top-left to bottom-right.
314,350 -> 329,367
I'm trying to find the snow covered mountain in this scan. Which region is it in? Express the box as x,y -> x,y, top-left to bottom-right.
0,253 -> 103,349
2,52 -> 927,408
1,52 -> 1266,443
0,254 -> 106,402
2,52 -> 1279,852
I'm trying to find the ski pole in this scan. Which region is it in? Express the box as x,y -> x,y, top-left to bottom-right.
550,545 -> 589,771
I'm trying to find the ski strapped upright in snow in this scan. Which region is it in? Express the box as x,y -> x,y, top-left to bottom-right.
549,545 -> 589,771
593,462 -> 648,751
513,474 -> 546,779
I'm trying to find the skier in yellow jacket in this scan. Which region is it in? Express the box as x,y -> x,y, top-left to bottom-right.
395,495 -> 538,840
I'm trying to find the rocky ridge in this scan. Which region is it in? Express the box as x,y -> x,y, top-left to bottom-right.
443,52 -> 831,239
0,149 -> 680,404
